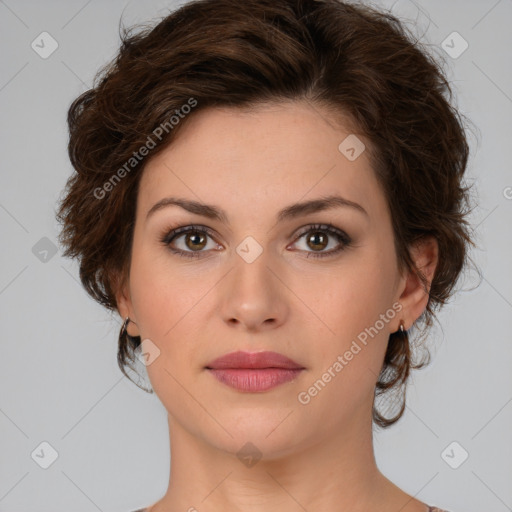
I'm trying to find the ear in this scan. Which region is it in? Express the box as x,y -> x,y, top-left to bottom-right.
113,272 -> 140,337
395,235 -> 438,331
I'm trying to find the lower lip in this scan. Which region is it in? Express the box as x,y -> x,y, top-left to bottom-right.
207,368 -> 304,392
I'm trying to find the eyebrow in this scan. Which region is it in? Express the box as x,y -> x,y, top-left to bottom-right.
145,194 -> 368,224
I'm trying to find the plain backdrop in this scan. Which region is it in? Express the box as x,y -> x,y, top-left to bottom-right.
1,0 -> 511,511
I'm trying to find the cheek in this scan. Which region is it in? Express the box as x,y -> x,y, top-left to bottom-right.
298,251 -> 397,376
128,245 -> 215,371
129,241 -> 190,336
305,257 -> 393,331
129,255 -> 203,406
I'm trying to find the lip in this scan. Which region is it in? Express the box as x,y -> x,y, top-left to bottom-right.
205,351 -> 305,392
206,350 -> 303,370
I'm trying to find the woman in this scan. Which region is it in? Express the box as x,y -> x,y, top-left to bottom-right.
56,0 -> 476,510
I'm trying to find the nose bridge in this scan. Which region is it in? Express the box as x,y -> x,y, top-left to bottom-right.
233,241 -> 273,293
219,239 -> 288,330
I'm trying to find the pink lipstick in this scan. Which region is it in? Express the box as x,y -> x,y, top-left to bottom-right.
205,350 -> 304,392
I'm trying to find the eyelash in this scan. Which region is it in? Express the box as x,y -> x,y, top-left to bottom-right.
159,223 -> 352,260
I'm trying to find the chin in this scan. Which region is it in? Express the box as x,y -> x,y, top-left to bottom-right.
207,413 -> 310,459
213,435 -> 307,465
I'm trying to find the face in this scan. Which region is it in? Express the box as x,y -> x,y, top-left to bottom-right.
117,101 -> 424,458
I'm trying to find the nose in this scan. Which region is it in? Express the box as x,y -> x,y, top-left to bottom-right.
218,248 -> 289,333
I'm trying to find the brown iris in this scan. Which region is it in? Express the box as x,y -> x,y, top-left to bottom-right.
307,231 -> 328,251
185,231 -> 207,251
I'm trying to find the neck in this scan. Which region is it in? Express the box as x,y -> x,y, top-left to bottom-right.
148,401 -> 405,512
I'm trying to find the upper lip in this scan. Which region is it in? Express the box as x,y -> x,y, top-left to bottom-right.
206,350 -> 304,370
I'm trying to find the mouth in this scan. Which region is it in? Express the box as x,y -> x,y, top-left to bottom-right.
205,350 -> 305,392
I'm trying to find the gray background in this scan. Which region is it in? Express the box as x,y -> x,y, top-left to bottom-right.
1,0 -> 511,511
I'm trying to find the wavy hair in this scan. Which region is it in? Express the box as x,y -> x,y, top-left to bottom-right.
56,0 -> 478,428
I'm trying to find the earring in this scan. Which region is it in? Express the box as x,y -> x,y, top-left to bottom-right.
119,316 -> 140,347
120,316 -> 131,337
399,319 -> 406,334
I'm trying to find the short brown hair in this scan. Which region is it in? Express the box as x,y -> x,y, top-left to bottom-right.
56,0 -> 478,428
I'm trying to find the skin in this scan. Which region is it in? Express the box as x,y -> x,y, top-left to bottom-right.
116,100 -> 438,512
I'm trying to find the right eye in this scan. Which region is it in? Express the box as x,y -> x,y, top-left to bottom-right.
159,224 -> 222,259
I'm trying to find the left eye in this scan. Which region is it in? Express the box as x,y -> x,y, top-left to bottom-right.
290,223 -> 352,258
160,223 -> 351,259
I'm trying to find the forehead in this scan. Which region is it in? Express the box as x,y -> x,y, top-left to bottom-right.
137,101 -> 386,224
